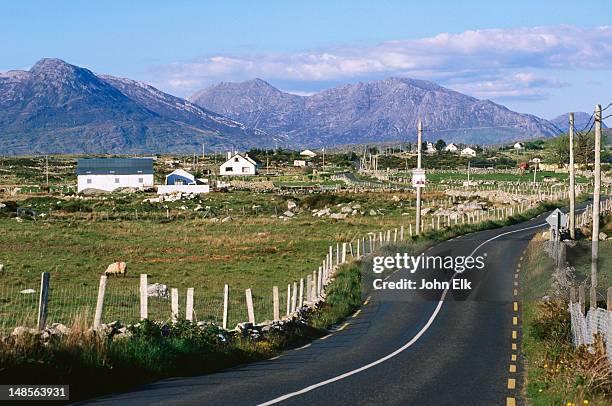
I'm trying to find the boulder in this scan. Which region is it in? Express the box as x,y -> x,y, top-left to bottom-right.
20,288 -> 35,294
330,213 -> 347,220
147,283 -> 169,298
287,200 -> 297,210
221,216 -> 232,222
599,232 -> 608,241
283,211 -> 295,218
341,206 -> 353,213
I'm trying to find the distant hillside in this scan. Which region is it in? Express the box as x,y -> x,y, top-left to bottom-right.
0,59 -> 281,155
189,77 -> 560,147
550,112 -> 608,133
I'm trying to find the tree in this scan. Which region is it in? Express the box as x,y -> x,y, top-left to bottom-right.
435,139 -> 447,152
551,135 -> 569,166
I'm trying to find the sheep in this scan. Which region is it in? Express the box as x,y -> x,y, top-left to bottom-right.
104,262 -> 127,277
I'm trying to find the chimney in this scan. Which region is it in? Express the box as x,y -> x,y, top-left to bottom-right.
226,151 -> 232,160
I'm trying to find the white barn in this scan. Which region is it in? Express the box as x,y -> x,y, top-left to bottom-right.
157,169 -> 210,195
220,153 -> 258,176
300,149 -> 317,158
77,158 -> 154,193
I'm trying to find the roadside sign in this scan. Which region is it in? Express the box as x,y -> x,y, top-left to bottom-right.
546,209 -> 568,230
412,169 -> 426,188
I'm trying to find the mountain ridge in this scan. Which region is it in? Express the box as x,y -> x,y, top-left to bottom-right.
0,58 -> 280,155
189,77 -> 560,147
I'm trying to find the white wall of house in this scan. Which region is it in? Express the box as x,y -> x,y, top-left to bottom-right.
77,174 -> 154,192
157,185 -> 210,195
220,155 -> 257,176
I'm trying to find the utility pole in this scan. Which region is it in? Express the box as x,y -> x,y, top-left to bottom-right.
467,160 -> 471,185
45,155 -> 49,186
569,112 -> 576,239
322,148 -> 325,169
591,104 -> 602,288
416,119 -> 422,235
533,162 -> 537,185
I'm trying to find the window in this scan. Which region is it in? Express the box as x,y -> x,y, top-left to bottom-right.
234,157 -> 239,162
115,178 -> 120,184
86,178 -> 92,184
138,178 -> 144,183
242,167 -> 250,173
225,167 -> 233,172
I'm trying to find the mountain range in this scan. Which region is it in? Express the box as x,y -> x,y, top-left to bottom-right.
0,58 -> 281,154
189,77 -> 560,147
550,111 -> 607,133
0,59 -> 565,154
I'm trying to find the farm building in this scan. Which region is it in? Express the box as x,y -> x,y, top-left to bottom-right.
514,142 -> 525,150
220,153 -> 258,176
157,169 -> 209,195
293,159 -> 308,167
425,142 -> 436,154
76,158 -> 154,193
300,149 -> 317,158
445,143 -> 459,152
460,147 -> 476,157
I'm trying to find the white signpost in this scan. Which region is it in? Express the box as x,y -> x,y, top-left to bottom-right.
546,208 -> 568,241
412,169 -> 426,188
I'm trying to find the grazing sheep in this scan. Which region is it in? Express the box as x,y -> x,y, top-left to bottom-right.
105,262 -> 127,277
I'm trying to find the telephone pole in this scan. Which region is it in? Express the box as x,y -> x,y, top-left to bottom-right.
45,155 -> 49,186
568,112 -> 576,239
591,104 -> 602,288
416,119 -> 423,235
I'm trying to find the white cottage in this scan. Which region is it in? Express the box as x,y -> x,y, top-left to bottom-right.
300,149 -> 317,158
445,143 -> 459,153
513,142 -> 525,150
425,142 -> 437,154
77,158 -> 154,193
460,147 -> 477,157
220,153 -> 258,176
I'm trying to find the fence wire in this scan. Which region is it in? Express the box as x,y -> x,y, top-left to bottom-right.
569,302 -> 612,362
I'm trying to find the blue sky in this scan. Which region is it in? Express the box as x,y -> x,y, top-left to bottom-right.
2,1 -> 612,120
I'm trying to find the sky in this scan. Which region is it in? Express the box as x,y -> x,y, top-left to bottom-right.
2,1 -> 612,121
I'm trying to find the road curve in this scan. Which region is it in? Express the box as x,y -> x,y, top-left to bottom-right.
86,207 -> 577,406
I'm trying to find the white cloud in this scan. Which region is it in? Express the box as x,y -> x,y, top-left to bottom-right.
151,25 -> 612,100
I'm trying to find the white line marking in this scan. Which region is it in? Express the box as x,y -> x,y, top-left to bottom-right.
258,221 -> 548,405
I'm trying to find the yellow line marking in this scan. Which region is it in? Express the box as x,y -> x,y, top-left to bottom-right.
506,397 -> 516,406
514,281 -> 518,287
513,302 -> 518,312
508,378 -> 516,389
363,296 -> 371,305
295,343 -> 312,351
512,330 -> 517,339
513,317 -> 518,325
520,256 -> 524,261
512,343 -> 517,350
337,322 -> 349,331
352,309 -> 362,318
509,364 -> 517,373
269,355 -> 282,361
513,289 -> 518,296
515,274 -> 518,279
511,354 -> 517,361
320,334 -> 332,340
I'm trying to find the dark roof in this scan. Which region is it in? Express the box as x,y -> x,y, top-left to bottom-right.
76,158 -> 154,175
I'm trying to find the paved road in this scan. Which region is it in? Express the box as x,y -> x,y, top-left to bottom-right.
87,206 -> 580,406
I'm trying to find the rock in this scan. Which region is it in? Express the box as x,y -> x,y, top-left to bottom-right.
147,283 -> 169,298
599,232 -> 608,241
352,204 -> 361,209
210,218 -> 219,223
369,209 -> 377,216
330,213 -> 347,220
221,216 -> 232,222
341,206 -> 353,213
49,323 -> 71,335
392,195 -> 400,202
541,231 -> 550,240
12,326 -> 38,336
287,200 -> 297,210
20,289 -> 35,294
283,211 -> 295,217
420,207 -> 431,215
313,208 -> 331,217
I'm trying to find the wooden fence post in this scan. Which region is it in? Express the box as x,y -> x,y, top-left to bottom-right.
306,275 -> 312,303
245,288 -> 255,324
222,284 -> 229,329
93,275 -> 107,329
139,274 -> 148,320
171,288 -> 179,323
186,287 -> 194,321
298,278 -> 304,308
400,225 -> 404,241
273,286 -> 280,321
579,284 -> 585,315
286,284 -> 291,316
37,272 -> 50,330
291,282 -> 298,312
590,286 -> 597,310
342,243 -> 347,263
